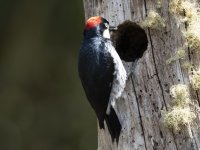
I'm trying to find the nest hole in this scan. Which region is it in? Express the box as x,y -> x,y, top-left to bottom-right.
112,21 -> 148,62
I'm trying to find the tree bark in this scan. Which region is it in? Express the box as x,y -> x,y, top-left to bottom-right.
83,0 -> 200,149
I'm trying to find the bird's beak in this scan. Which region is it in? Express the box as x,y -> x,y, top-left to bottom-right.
109,26 -> 118,31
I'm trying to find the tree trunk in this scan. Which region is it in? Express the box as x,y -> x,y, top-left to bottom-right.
83,0 -> 200,149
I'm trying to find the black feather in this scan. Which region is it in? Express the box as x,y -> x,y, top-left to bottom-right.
105,106 -> 121,143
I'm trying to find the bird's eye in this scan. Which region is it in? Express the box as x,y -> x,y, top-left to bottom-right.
104,23 -> 109,29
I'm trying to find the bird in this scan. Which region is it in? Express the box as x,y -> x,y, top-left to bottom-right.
78,16 -> 127,143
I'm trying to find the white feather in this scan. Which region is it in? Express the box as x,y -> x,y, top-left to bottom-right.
105,41 -> 127,114
103,29 -> 110,39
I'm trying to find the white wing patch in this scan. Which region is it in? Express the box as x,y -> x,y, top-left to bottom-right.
106,41 -> 127,114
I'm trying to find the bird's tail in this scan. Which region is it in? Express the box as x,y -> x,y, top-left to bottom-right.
105,106 -> 121,143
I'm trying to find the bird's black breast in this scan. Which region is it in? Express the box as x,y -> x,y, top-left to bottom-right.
78,38 -> 114,118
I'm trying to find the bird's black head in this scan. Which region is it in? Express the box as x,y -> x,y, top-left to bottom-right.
84,16 -> 110,39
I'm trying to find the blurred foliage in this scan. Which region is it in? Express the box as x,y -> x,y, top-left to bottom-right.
0,0 -> 97,150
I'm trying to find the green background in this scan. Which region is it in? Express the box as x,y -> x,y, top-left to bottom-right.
0,0 -> 97,149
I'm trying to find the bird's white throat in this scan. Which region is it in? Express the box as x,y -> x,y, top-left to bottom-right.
103,29 -> 110,39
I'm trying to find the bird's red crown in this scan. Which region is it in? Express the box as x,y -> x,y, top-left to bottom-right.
85,16 -> 102,30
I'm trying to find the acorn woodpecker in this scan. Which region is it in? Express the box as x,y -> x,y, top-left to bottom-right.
78,16 -> 127,143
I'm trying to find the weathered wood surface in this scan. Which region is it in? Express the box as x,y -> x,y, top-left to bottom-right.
83,0 -> 200,149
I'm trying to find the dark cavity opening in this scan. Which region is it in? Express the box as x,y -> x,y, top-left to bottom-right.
111,21 -> 148,62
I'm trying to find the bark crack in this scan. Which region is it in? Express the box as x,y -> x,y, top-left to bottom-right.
191,128 -> 199,150
131,76 -> 148,150
195,91 -> 200,107
147,29 -> 168,110
170,131 -> 179,150
143,0 -> 167,110
178,59 -> 185,83
183,11 -> 200,107
143,2 -> 179,150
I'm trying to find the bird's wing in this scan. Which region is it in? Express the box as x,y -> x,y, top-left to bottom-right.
78,43 -> 115,120
105,41 -> 127,114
